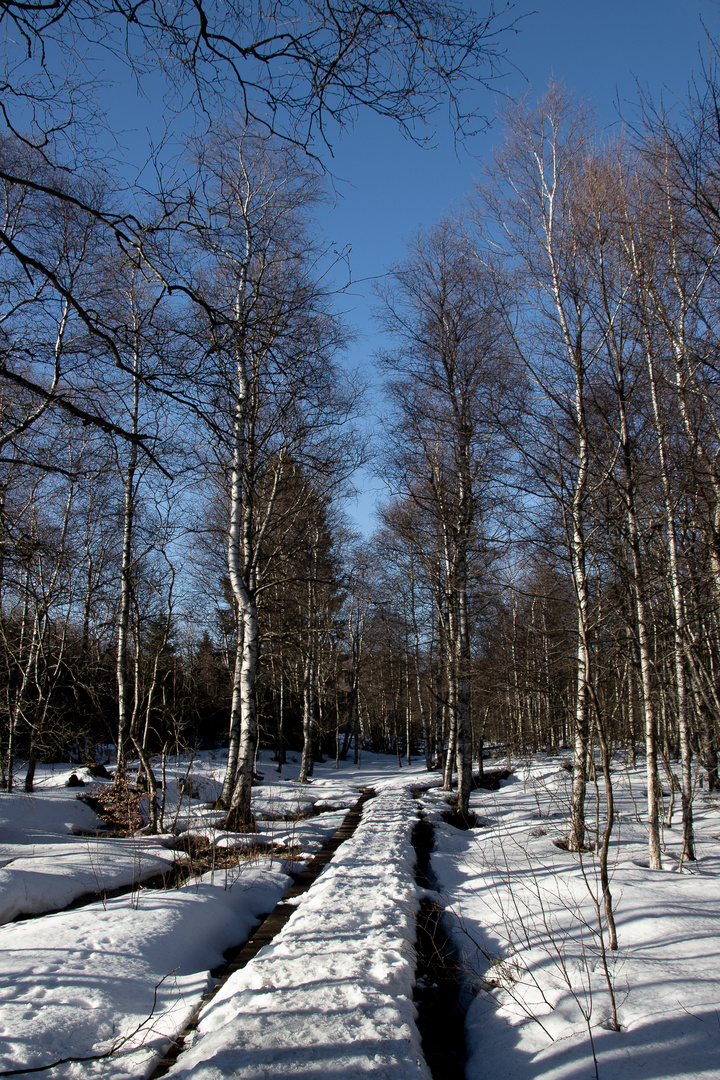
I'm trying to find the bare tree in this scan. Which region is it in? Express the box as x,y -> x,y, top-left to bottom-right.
0,1 -> 516,467
377,218 -> 512,817
0,0 -> 513,148
476,84 -> 602,851
185,132 -> 360,829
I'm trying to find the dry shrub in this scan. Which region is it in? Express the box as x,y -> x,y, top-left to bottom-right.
81,769 -> 146,833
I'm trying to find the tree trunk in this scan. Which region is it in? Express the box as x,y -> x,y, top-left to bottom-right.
224,603 -> 259,831
646,349 -> 695,859
116,355 -> 140,769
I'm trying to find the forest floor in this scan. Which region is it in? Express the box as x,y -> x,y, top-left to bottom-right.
0,749 -> 718,1079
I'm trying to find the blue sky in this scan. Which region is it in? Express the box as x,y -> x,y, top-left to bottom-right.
81,1 -> 719,534
328,0 -> 720,534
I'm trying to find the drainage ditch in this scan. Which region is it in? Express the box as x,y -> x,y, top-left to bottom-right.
8,801 -> 354,926
412,814 -> 467,1080
7,840 -> 287,925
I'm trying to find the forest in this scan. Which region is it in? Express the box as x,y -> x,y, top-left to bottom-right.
3,7 -> 720,1080
1,0 -> 720,879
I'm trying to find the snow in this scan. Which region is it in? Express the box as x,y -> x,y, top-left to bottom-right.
0,752 -> 388,1077
164,782 -> 430,1080
421,755 -> 720,1080
1,749 -> 719,1079
0,841 -> 175,924
0,868 -> 290,1079
0,786 -> 178,924
0,782 -> 103,853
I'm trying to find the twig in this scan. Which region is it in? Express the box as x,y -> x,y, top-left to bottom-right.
0,970 -> 178,1076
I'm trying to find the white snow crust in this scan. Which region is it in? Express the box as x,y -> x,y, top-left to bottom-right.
0,754 -> 366,1077
165,782 -> 430,1080
423,755 -> 720,1080
0,867 -> 290,1079
1,750 -> 719,1079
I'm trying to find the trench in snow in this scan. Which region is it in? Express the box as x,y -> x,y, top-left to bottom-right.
412,810 -> 468,1080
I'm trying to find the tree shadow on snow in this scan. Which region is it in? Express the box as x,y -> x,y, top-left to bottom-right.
466,995 -> 720,1080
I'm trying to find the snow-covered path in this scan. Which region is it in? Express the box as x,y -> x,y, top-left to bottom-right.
164,783 -> 431,1080
0,756 -> 418,1078
0,755 -> 434,1079
3,751 -> 720,1080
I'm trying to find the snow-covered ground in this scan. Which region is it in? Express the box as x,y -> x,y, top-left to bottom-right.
165,780 -> 429,1080
423,754 -> 720,1080
1,868 -> 291,1079
1,748 -> 719,1079
0,751 -> 374,1077
0,756 -> 361,926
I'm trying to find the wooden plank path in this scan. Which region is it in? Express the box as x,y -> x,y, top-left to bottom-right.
150,783 -> 429,1080
149,787 -> 376,1078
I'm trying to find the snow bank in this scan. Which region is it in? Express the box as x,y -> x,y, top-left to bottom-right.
0,761 -> 361,924
426,757 -> 720,1080
0,787 -> 178,923
165,785 -> 431,1080
0,786 -> 102,852
0,839 -> 177,924
0,863 -> 292,1078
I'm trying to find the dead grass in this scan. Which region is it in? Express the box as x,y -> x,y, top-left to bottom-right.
171,833 -> 301,877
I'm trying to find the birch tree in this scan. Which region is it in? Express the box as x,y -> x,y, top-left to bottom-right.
477,84 -> 601,850
188,132 -> 357,829
378,218 -> 512,817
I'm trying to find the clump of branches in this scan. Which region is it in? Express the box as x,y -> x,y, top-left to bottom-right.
82,770 -> 146,834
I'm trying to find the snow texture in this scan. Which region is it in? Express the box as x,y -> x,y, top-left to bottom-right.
0,868 -> 290,1078
0,755 -> 366,1077
0,785 -> 177,924
2,750 -> 719,1080
165,782 -> 430,1080
423,756 -> 720,1080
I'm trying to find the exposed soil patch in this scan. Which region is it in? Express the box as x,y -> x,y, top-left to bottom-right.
441,809 -> 479,831
552,837 -> 594,853
170,833 -> 302,874
412,817 -> 467,1080
473,768 -> 513,790
77,780 -> 145,834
